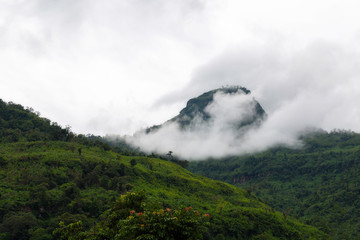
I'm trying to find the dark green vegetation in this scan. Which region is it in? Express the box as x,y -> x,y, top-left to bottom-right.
189,130 -> 360,240
146,86 -> 266,133
0,99 -> 74,143
0,99 -> 328,239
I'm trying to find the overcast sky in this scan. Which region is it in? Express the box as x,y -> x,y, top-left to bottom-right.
1,0 -> 360,136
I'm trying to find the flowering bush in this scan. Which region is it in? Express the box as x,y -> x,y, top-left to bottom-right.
116,206 -> 210,240
53,191 -> 209,240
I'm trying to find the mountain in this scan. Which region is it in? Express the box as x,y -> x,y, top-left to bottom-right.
189,130 -> 360,239
0,99 -> 327,239
130,86 -> 267,159
146,86 -> 266,133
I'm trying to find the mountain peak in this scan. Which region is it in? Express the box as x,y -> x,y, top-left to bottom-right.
172,86 -> 265,129
144,86 -> 266,146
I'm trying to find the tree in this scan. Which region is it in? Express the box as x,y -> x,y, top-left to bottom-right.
54,192 -> 210,240
166,151 -> 173,159
78,148 -> 82,156
130,159 -> 137,167
0,212 -> 38,240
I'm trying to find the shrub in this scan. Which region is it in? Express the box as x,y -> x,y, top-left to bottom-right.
53,192 -> 209,240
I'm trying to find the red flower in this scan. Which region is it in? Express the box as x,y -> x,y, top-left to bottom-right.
138,212 -> 143,216
130,210 -> 135,215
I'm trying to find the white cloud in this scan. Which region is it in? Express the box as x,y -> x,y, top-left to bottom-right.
131,42 -> 360,160
1,0 -> 360,138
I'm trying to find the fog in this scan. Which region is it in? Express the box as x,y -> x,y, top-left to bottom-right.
129,42 -> 360,160
128,89 -> 304,160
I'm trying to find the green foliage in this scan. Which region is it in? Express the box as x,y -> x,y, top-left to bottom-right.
189,130 -> 360,239
53,221 -> 86,240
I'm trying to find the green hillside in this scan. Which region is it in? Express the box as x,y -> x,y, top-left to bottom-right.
0,141 -> 326,240
0,99 -> 328,239
0,100 -> 77,143
189,130 -> 360,239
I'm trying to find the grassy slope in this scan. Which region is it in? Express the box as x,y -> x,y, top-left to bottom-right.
189,131 -> 360,239
0,141 -> 327,240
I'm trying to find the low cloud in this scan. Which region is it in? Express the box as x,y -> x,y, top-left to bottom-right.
129,42 -> 360,160
128,91 -> 300,160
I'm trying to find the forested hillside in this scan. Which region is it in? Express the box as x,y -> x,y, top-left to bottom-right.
189,130 -> 360,239
0,99 -> 73,143
0,99 -> 328,239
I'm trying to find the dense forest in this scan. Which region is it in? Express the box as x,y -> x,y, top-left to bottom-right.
189,130 -> 360,239
0,99 -> 328,239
